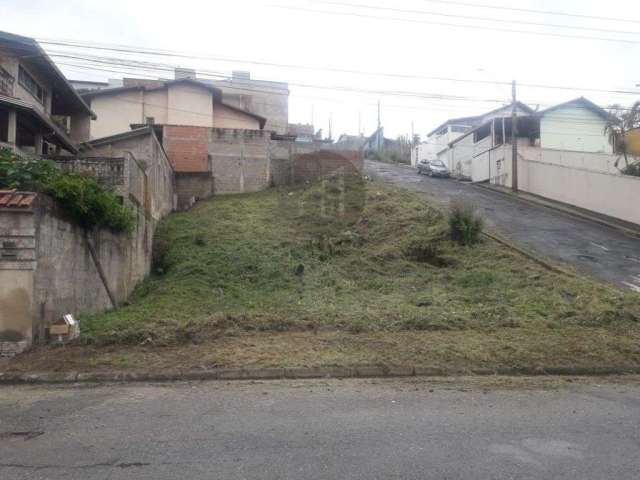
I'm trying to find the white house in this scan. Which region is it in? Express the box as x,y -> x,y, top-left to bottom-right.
414,102 -> 534,168
443,97 -> 615,181
538,97 -> 613,154
437,97 -> 638,226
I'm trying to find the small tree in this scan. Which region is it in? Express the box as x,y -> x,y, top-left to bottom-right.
604,101 -> 640,169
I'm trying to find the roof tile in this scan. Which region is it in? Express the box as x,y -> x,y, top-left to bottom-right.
0,190 -> 37,210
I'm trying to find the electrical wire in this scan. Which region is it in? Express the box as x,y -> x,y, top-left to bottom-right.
270,4 -> 640,45
412,0 -> 640,25
38,38 -> 640,96
316,0 -> 640,36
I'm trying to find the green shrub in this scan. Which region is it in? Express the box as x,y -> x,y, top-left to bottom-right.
621,161 -> 640,177
449,202 -> 483,246
0,148 -> 60,190
0,148 -> 135,232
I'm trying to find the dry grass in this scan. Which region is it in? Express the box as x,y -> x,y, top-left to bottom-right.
4,175 -> 640,374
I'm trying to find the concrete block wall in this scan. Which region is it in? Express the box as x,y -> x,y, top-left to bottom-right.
0,208 -> 36,343
175,173 -> 213,209
87,129 -> 175,221
209,128 -> 271,194
0,196 -> 153,344
0,129 -> 177,346
32,197 -> 151,342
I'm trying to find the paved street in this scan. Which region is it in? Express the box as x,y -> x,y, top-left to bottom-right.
366,160 -> 640,290
1,377 -> 640,479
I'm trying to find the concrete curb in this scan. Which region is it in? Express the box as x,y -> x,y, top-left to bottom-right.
481,230 -> 574,277
473,183 -> 640,239
2,365 -> 640,385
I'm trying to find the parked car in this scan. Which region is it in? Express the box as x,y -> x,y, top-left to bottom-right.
417,159 -> 450,177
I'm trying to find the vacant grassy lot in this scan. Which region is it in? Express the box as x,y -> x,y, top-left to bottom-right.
5,175 -> 640,373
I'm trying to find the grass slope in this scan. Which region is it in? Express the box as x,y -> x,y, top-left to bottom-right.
80,176 -> 640,354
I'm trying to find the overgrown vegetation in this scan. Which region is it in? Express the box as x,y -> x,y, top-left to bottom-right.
0,148 -> 135,232
448,202 -> 484,246
80,175 -> 640,347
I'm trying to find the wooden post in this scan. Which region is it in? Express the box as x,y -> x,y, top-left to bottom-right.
511,80 -> 518,193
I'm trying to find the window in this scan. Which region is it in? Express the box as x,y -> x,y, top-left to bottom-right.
18,65 -> 45,104
146,117 -> 155,125
473,123 -> 491,143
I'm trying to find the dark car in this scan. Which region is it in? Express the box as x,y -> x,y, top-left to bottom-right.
417,159 -> 450,177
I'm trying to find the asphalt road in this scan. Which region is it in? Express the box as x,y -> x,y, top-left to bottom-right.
1,377 -> 640,479
366,160 -> 640,290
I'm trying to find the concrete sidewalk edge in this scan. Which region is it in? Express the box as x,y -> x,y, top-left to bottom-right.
474,183 -> 640,239
2,365 -> 640,385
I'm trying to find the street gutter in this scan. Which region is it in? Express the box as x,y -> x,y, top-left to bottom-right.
3,365 -> 640,385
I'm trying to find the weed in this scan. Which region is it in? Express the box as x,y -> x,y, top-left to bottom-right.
449,202 -> 483,246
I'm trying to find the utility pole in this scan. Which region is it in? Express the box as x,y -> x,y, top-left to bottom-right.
377,99 -> 382,151
328,114 -> 333,141
511,80 -> 518,193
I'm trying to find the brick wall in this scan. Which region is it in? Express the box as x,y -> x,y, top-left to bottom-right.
165,127 -> 363,196
270,139 -> 363,186
292,149 -> 363,184
163,125 -> 210,173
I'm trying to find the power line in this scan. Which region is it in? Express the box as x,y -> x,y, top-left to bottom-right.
412,0 -> 640,25
61,61 -> 625,134
317,0 -> 640,36
55,55 -> 637,115
53,58 -> 514,105
271,4 -> 640,45
39,39 -> 640,96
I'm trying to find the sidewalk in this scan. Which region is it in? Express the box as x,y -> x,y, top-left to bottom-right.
476,183 -> 640,239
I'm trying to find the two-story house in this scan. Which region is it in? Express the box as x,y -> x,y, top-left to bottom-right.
415,102 -> 534,170
80,75 -> 267,140
0,31 -> 95,155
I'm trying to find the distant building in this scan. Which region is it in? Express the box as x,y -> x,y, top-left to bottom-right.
418,102 -> 534,167
72,69 -> 290,136
68,78 -> 123,92
80,77 -> 266,140
363,127 -> 400,152
210,71 -> 289,135
334,133 -> 366,151
288,123 -> 318,143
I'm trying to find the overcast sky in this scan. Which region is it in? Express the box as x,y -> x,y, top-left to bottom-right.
3,0 -> 640,139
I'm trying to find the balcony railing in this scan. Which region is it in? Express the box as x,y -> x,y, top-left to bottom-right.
0,65 -> 15,96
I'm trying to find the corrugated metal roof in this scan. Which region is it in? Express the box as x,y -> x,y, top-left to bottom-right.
0,190 -> 37,209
